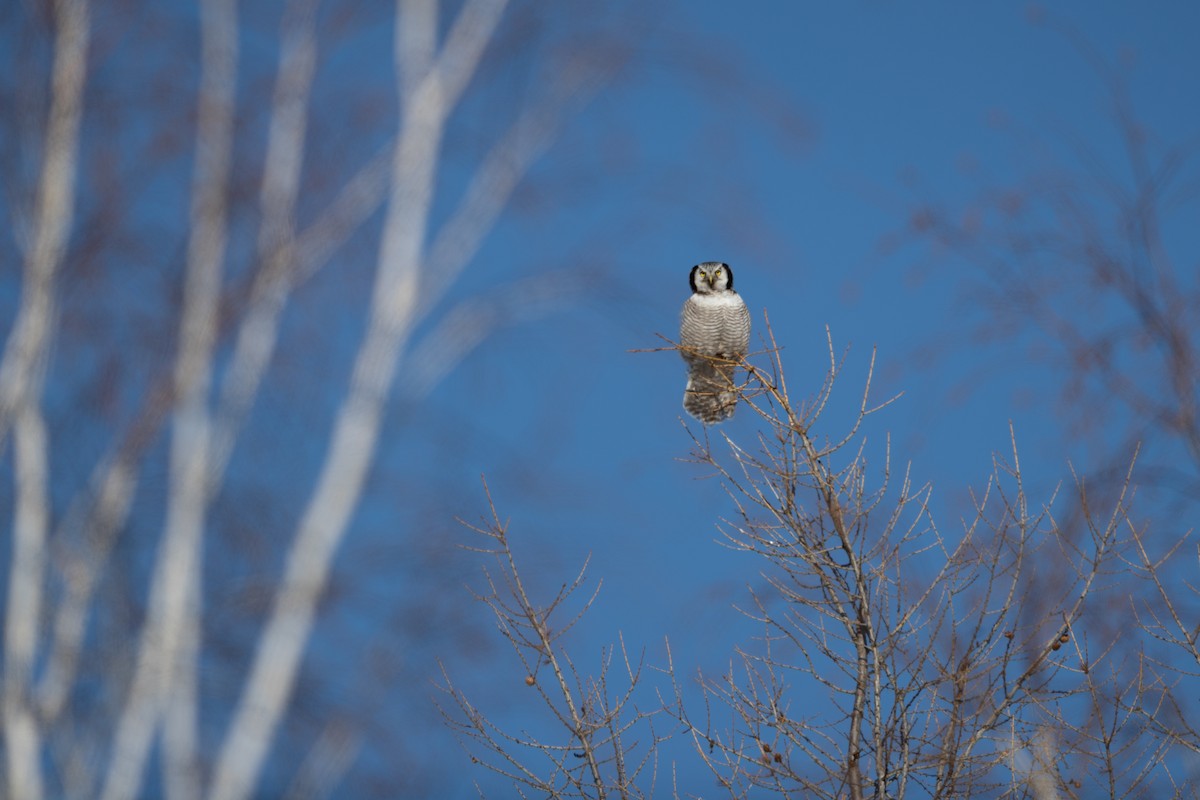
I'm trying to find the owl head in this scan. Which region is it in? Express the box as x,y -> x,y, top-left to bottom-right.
690,261 -> 734,294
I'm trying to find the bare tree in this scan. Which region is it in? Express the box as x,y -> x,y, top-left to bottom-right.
670,326 -> 1192,798
445,320 -> 1199,798
439,480 -> 672,799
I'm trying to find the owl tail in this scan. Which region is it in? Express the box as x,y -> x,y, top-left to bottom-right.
684,361 -> 739,424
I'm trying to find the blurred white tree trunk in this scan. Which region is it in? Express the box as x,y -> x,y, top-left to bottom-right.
0,0 -> 606,797
210,1 -> 510,798
101,0 -> 238,797
2,1 -> 90,799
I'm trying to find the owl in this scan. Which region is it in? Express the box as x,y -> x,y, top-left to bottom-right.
680,261 -> 751,423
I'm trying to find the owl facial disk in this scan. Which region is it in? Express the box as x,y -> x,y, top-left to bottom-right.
690,261 -> 733,293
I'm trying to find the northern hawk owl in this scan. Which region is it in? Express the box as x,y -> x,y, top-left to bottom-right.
680,261 -> 751,423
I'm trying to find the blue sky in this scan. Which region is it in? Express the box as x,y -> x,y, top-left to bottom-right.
4,0 -> 1199,797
